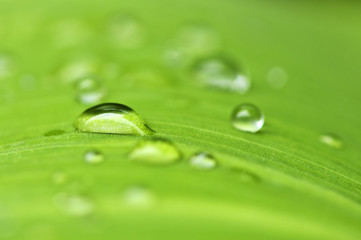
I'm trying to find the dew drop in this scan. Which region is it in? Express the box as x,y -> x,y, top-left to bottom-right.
84,149 -> 104,164
53,193 -> 93,217
267,67 -> 288,89
129,138 -> 181,165
231,103 -> 264,133
74,75 -> 106,104
189,152 -> 217,170
74,103 -> 154,136
320,133 -> 343,149
121,185 -> 156,209
191,55 -> 250,94
108,14 -> 145,49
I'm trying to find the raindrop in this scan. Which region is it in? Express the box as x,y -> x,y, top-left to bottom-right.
320,133 -> 343,149
74,75 -> 106,104
129,138 -> 181,165
84,149 -> 104,164
74,103 -> 154,136
231,103 -> 264,133
191,55 -> 250,94
189,152 -> 217,170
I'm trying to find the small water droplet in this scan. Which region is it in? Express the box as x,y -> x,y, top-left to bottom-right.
74,75 -> 106,104
84,149 -> 104,164
191,55 -> 250,94
129,138 -> 181,165
231,103 -> 264,133
189,152 -> 217,170
53,193 -> 93,217
267,67 -> 288,89
121,185 -> 156,209
320,133 -> 343,149
164,24 -> 220,67
108,14 -> 145,49
52,171 -> 67,185
74,103 -> 154,136
44,130 -> 65,137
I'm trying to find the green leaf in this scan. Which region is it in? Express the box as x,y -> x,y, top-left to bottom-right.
0,0 -> 361,239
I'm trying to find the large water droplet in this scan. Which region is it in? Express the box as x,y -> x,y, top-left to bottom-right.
74,75 -> 106,104
191,55 -> 250,94
108,14 -> 145,49
53,193 -> 93,217
75,103 -> 154,136
129,138 -> 181,165
267,67 -> 288,89
231,103 -> 264,133
84,149 -> 104,164
121,185 -> 156,209
164,24 -> 220,67
320,133 -> 343,149
189,152 -> 217,170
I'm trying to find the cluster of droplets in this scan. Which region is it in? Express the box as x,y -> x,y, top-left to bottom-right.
4,16 -> 339,217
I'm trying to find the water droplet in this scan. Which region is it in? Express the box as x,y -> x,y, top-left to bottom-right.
74,75 -> 106,104
108,14 -> 145,49
267,67 -> 288,89
189,152 -> 217,170
129,138 -> 181,165
164,24 -> 220,67
44,130 -> 65,137
74,103 -> 154,136
320,133 -> 343,149
231,103 -> 264,133
191,55 -> 250,94
84,149 -> 104,164
53,193 -> 93,217
52,171 -> 67,185
121,185 -> 156,209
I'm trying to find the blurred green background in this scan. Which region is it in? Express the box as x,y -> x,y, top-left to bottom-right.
0,0 -> 361,239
